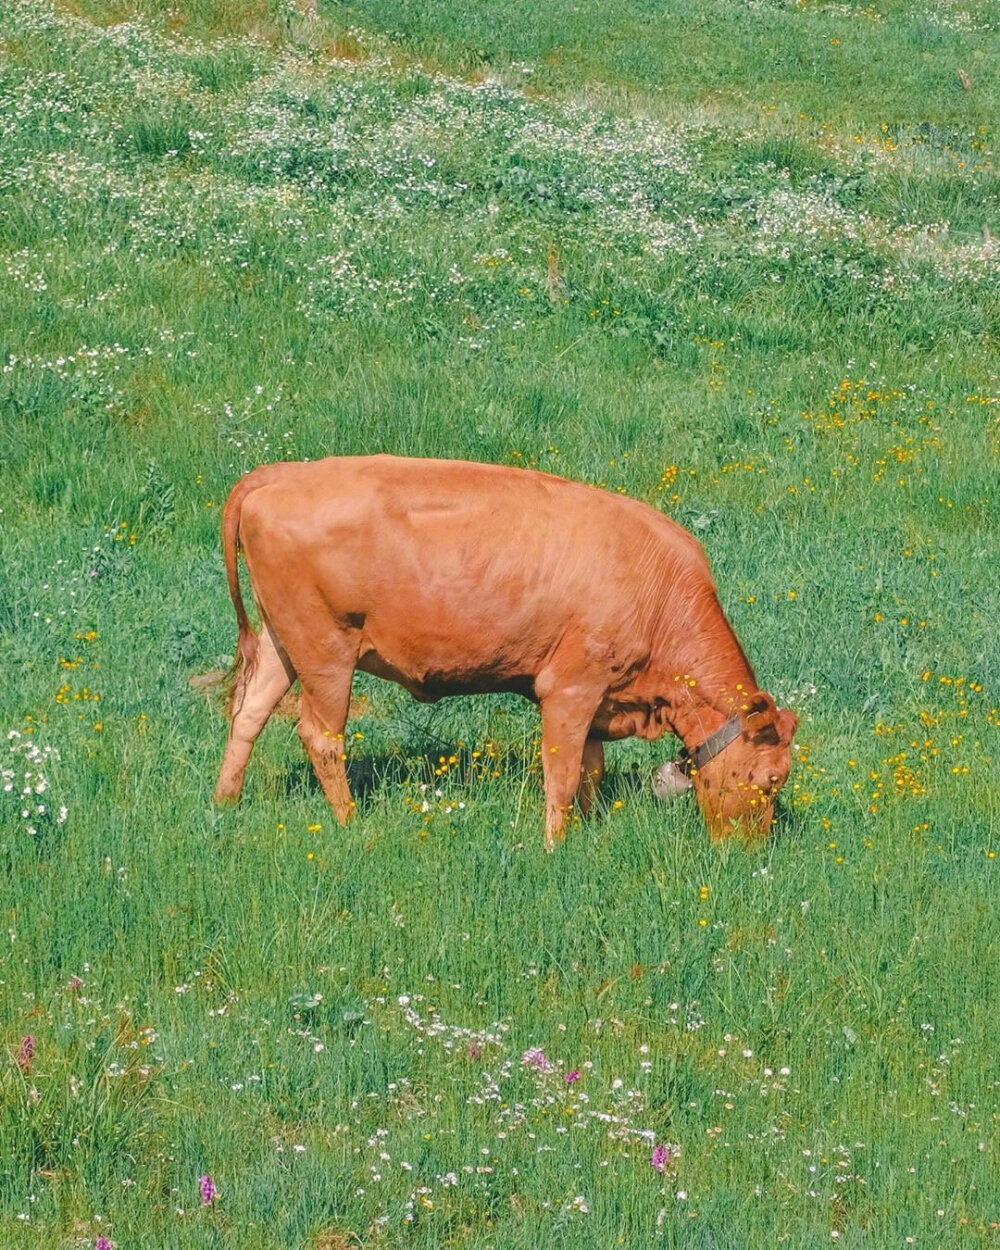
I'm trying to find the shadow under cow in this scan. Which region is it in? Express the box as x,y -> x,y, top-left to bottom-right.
191,669 -> 657,817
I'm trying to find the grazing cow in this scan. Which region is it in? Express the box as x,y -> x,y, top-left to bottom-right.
213,455 -> 797,848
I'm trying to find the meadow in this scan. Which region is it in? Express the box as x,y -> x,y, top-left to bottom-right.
0,0 -> 997,1244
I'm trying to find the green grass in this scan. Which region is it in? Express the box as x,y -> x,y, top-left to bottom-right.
336,0 -> 1000,129
0,0 -> 997,1245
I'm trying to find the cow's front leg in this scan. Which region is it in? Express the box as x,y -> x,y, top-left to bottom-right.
297,668 -> 357,824
539,697 -> 595,851
577,735 -> 605,819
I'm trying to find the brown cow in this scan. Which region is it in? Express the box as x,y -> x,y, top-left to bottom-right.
213,455 -> 797,848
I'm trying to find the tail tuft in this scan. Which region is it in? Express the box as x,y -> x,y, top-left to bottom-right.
223,627 -> 259,718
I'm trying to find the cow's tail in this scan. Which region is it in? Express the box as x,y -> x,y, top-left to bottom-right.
221,472 -> 265,715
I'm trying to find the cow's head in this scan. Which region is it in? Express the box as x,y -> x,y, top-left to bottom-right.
654,693 -> 798,840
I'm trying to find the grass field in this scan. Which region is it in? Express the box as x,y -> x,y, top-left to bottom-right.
1,0 -> 998,1245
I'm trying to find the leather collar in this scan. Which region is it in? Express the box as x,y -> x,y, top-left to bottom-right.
675,714 -> 743,777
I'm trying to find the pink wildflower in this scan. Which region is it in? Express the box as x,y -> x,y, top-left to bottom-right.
199,1173 -> 217,1205
651,1143 -> 671,1172
565,1069 -> 581,1083
521,1047 -> 554,1074
14,1035 -> 35,1074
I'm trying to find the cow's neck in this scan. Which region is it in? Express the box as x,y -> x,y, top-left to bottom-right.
666,678 -> 749,754
654,614 -> 759,753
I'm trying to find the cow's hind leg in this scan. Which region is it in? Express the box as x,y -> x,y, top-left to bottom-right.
297,656 -> 358,825
214,623 -> 295,803
577,735 -> 605,819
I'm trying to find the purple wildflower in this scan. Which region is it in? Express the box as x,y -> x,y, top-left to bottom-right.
467,1043 -> 480,1059
564,1069 -> 581,1083
521,1047 -> 555,1074
95,1237 -> 113,1250
15,1035 -> 35,1074
651,1143 -> 671,1172
199,1173 -> 217,1205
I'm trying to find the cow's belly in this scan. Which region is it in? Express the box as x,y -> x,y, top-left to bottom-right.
355,637 -> 540,703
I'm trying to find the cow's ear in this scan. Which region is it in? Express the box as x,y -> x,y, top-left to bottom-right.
745,694 -> 772,719
742,692 -> 777,744
776,707 -> 798,744
750,721 -> 781,747
742,693 -> 797,747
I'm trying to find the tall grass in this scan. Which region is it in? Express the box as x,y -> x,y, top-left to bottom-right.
0,0 -> 996,1245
